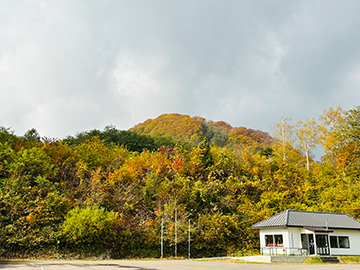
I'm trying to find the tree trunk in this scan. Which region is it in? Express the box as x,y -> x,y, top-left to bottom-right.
306,150 -> 309,171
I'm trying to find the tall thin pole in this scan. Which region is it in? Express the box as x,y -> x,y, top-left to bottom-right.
175,208 -> 177,258
161,217 -> 164,258
188,219 -> 191,259
325,218 -> 328,230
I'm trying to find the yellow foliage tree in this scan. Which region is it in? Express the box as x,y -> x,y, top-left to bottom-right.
296,118 -> 319,171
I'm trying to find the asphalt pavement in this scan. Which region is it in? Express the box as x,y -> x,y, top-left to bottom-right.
1,260 -> 360,270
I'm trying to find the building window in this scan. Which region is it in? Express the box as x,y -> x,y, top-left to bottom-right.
265,235 -> 274,246
274,235 -> 284,246
330,236 -> 338,248
329,236 -> 350,249
265,234 -> 283,247
339,236 -> 350,248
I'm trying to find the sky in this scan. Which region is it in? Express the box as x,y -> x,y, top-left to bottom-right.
1,0 -> 360,139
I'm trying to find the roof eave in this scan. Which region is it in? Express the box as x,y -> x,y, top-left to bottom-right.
252,225 -> 360,231
251,225 -> 288,230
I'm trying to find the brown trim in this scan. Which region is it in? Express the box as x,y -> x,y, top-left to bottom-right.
303,227 -> 334,233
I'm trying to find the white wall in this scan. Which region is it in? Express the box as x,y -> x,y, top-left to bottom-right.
329,229 -> 360,256
259,228 -> 360,256
287,227 -> 301,248
260,228 -> 302,255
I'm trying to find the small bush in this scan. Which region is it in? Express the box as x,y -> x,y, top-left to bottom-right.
61,206 -> 118,249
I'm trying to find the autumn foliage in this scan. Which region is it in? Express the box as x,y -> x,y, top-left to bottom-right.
1,107 -> 360,259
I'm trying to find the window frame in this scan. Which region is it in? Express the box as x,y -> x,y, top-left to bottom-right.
329,236 -> 350,249
330,236 -> 339,248
338,236 -> 350,248
265,234 -> 283,247
274,234 -> 284,247
265,235 -> 274,247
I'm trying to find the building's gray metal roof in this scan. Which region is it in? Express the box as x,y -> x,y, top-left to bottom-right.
251,210 -> 360,230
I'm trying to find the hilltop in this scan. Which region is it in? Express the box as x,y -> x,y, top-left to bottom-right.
131,113 -> 272,148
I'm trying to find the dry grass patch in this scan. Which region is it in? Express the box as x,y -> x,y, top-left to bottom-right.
339,256 -> 360,264
302,257 -> 324,264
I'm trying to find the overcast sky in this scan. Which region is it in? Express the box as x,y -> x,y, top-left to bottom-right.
1,0 -> 360,139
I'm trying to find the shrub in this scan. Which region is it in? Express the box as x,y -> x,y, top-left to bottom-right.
61,206 -> 118,249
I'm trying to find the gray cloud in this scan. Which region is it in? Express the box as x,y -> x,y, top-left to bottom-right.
1,0 -> 360,138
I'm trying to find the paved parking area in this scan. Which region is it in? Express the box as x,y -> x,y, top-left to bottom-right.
1,260 -> 360,270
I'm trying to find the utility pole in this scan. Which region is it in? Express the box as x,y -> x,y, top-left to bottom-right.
161,217 -> 164,258
188,219 -> 191,259
175,208 -> 177,258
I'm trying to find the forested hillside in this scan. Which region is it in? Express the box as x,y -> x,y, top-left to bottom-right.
131,113 -> 272,148
1,106 -> 360,259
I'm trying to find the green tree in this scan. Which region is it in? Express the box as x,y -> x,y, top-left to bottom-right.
23,128 -> 41,143
65,126 -> 159,152
198,137 -> 214,168
201,121 -> 228,146
61,206 -> 118,249
0,127 -> 21,148
0,145 -> 68,251
335,106 -> 360,177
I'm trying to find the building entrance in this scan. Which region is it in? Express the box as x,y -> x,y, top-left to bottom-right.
315,234 -> 330,255
301,234 -> 315,255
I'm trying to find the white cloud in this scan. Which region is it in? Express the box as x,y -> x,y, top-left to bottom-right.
110,51 -> 166,125
1,0 -> 360,138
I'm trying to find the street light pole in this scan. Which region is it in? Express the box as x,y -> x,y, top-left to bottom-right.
188,219 -> 191,259
161,217 -> 164,258
175,208 -> 177,258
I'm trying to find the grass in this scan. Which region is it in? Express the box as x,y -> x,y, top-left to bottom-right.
228,250 -> 261,257
339,256 -> 360,264
302,256 -> 324,264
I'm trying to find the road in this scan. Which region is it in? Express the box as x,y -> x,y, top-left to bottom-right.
1,260 -> 360,270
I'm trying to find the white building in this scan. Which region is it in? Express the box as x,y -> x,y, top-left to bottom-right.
251,210 -> 360,256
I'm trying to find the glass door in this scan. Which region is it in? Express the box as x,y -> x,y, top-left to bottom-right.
301,234 -> 315,254
315,234 -> 330,255
301,234 -> 309,249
